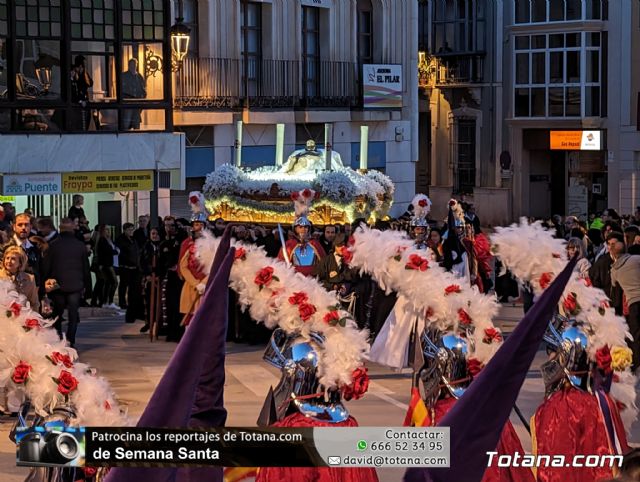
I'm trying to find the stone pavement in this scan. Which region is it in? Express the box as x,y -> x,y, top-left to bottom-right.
0,304 -> 638,482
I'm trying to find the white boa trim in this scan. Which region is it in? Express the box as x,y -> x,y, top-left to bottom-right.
348,227 -> 502,364
0,281 -> 127,426
491,218 -> 637,429
195,232 -> 370,389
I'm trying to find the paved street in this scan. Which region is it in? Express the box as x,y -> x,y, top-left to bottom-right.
1,304 -> 638,481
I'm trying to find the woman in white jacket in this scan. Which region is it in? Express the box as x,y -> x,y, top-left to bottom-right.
567,237 -> 591,279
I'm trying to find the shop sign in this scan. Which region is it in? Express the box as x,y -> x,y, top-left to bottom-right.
0,196 -> 16,202
62,170 -> 154,193
550,131 -> 601,151
2,173 -> 62,196
300,0 -> 333,7
363,64 -> 403,109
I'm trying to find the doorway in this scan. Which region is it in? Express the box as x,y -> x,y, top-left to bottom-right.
98,200 -> 122,239
529,150 -> 566,218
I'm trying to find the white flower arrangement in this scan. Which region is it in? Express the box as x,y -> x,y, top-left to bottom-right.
0,280 -> 127,426
202,164 -> 394,221
491,218 -> 638,430
195,233 -> 370,389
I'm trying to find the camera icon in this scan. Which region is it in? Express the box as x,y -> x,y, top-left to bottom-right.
18,430 -> 81,466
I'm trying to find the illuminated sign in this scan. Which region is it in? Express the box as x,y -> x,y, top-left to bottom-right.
550,131 -> 601,150
2,173 -> 62,196
62,171 -> 154,193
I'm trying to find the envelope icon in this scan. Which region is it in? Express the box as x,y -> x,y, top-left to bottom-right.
328,456 -> 341,465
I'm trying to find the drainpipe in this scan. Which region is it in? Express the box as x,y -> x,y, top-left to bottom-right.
410,0 -> 419,172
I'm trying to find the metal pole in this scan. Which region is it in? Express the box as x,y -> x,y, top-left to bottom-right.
359,125 -> 369,171
235,120 -> 243,167
324,123 -> 333,170
150,170 -> 159,228
275,123 -> 285,167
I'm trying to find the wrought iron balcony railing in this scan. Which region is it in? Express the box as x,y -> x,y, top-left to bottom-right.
174,58 -> 360,109
434,54 -> 485,85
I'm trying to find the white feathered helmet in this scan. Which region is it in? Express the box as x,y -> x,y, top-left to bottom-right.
188,191 -> 208,224
291,188 -> 318,228
410,193 -> 432,228
448,198 -> 466,227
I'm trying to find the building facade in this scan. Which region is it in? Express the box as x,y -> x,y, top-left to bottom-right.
173,0 -> 419,218
420,0 -> 640,224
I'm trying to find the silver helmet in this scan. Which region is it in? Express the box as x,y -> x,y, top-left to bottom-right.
418,328 -> 474,409
260,328 -> 348,424
542,316 -> 590,395
293,215 -> 312,228
191,211 -> 207,224
410,217 -> 429,228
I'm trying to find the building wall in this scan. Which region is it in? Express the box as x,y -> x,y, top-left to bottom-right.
176,0 -> 418,218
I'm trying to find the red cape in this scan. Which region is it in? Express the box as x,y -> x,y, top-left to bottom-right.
277,238 -> 326,277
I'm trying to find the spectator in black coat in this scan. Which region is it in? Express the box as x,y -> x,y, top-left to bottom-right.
96,224 -> 119,308
1,213 -> 43,292
115,222 -> 143,323
133,215 -> 150,249
42,218 -> 90,348
67,195 -> 85,220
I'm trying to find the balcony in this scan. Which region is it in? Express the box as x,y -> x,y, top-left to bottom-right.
434,54 -> 485,86
174,58 -> 360,109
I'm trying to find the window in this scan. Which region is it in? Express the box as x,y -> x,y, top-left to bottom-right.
183,0 -> 198,58
514,0 -> 608,23
302,6 -> 320,98
418,0 -> 428,51
455,119 -> 476,194
357,0 -> 373,65
431,0 -> 486,54
514,32 -> 604,117
241,2 -> 262,98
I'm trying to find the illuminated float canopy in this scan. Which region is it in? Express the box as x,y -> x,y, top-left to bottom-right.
203,142 -> 394,225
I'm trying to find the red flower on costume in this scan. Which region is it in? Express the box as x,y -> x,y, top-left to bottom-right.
583,278 -> 592,287
189,195 -> 199,204
425,306 -> 434,319
48,351 -> 73,368
12,361 -> 31,384
483,328 -> 503,344
445,285 -> 461,296
255,267 -> 278,290
302,188 -> 312,199
449,200 -> 456,207
598,299 -> 610,316
467,358 -> 483,377
341,367 -> 370,401
323,311 -> 341,325
104,400 -> 112,410
405,254 -> 429,271
298,303 -> 317,322
562,292 -> 579,315
24,318 -> 40,331
337,246 -> 353,265
539,272 -> 553,289
348,236 -> 356,247
457,308 -> 472,325
83,467 -> 98,478
418,199 -> 428,208
288,291 -> 309,306
595,346 -> 613,375
291,192 -> 300,201
54,370 -> 79,396
234,247 -> 247,261
8,301 -> 21,317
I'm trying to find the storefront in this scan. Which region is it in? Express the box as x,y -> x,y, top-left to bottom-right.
522,129 -> 606,219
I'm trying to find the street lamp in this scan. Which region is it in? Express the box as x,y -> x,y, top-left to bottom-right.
170,0 -> 191,71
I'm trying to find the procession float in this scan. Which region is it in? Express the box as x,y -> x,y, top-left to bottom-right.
202,139 -> 395,225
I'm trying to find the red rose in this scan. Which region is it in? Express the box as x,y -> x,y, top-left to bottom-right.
302,188 -> 312,199
104,400 -> 112,410
595,345 -> 612,374
348,236 -> 356,246
298,302 -> 317,321
55,370 -> 79,396
12,360 -> 31,384
467,358 -> 483,377
323,310 -> 341,325
483,328 -> 503,344
584,278 -> 592,287
449,200 -> 456,207
189,195 -> 199,204
254,266 -> 277,290
425,306 -> 434,318
418,199 -> 428,208
539,272 -> 553,289
341,367 -> 370,401
405,254 -> 429,271
445,284 -> 461,296
288,291 -> 309,306
457,308 -> 472,325
563,293 -> 578,314
83,467 -> 98,478
291,192 -> 300,201
49,351 -> 73,368
338,247 -> 353,265
9,301 -> 21,317
234,247 -> 247,261
24,318 -> 40,331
